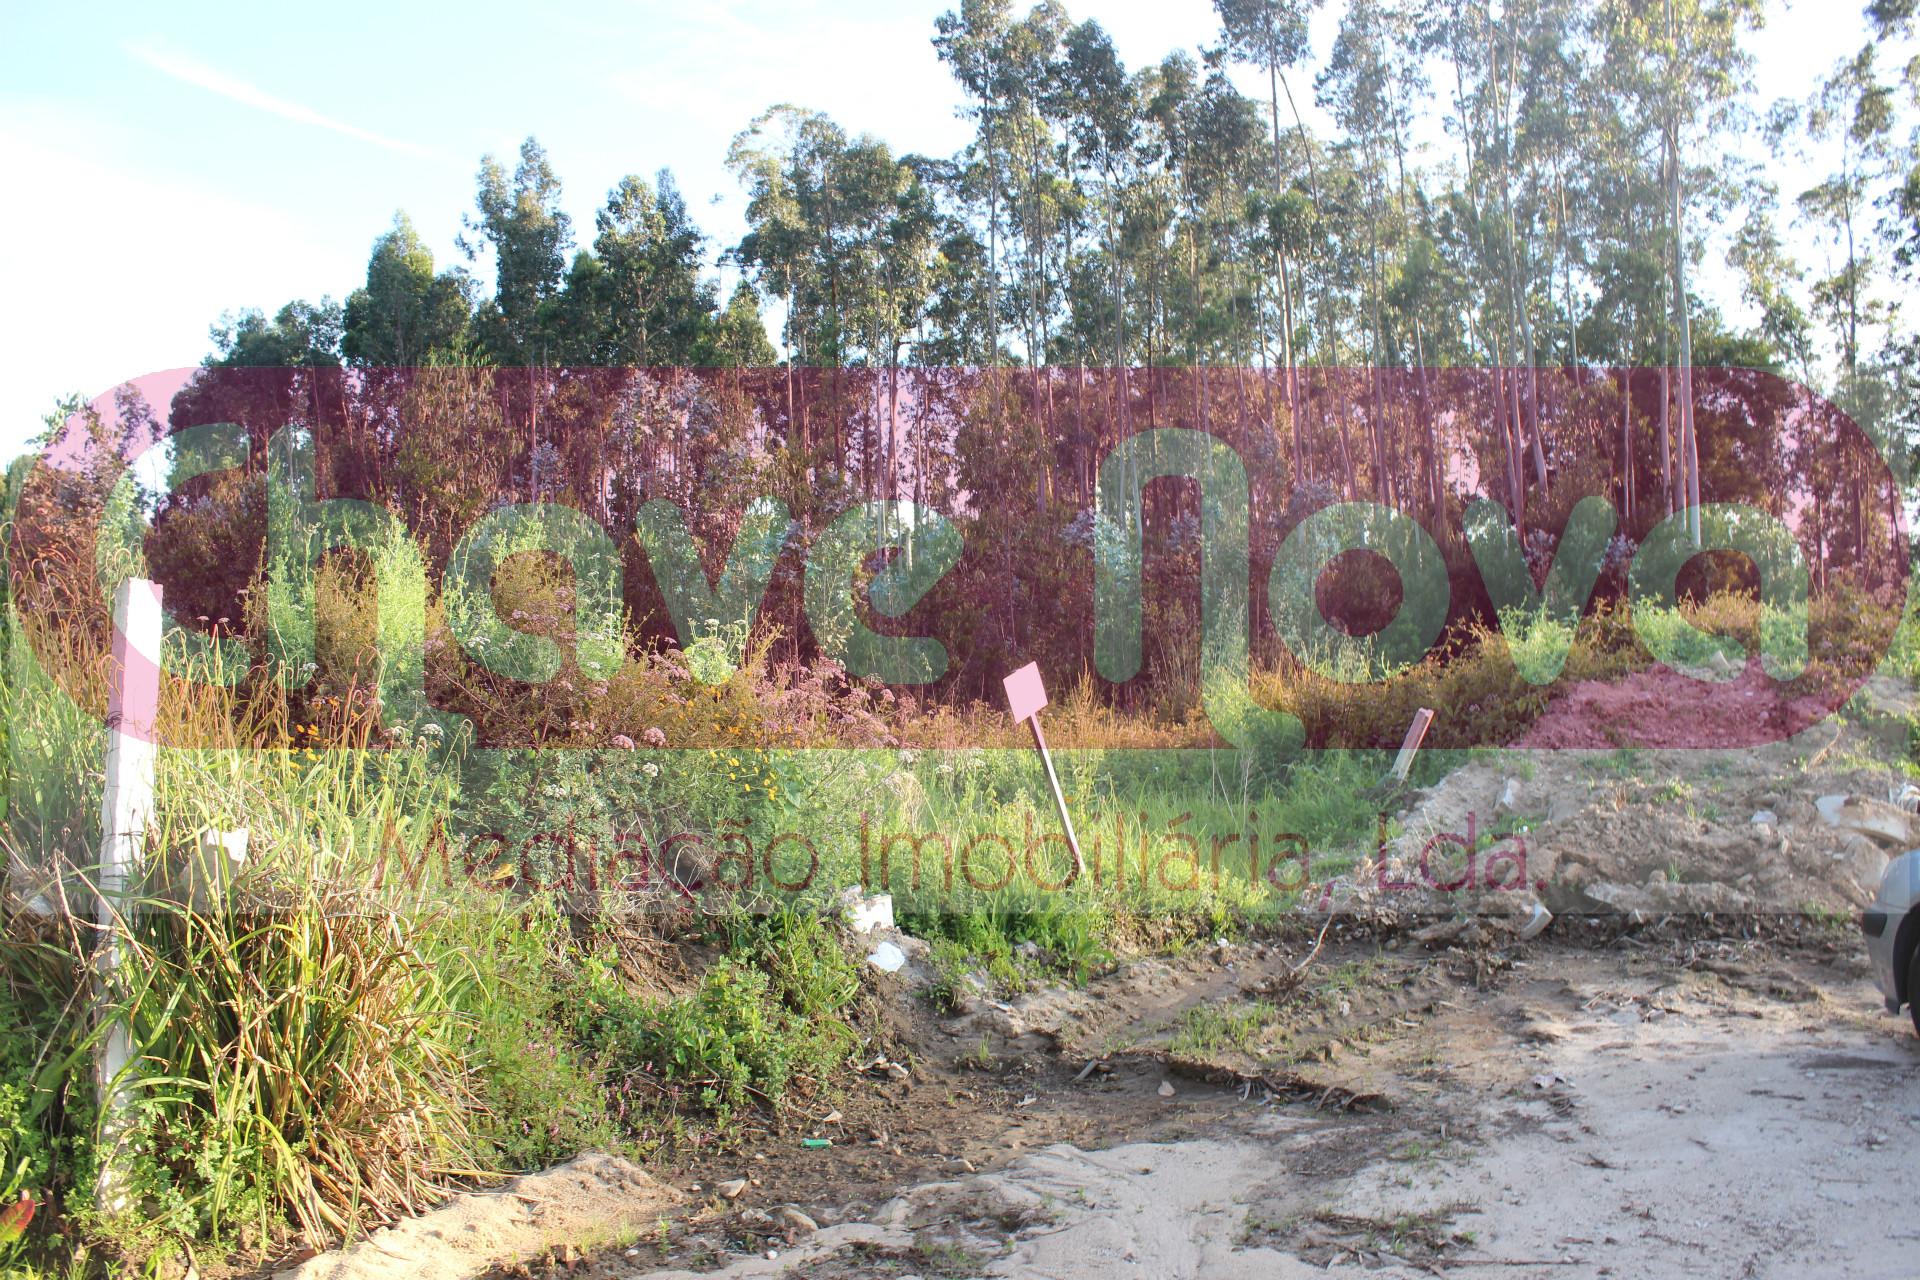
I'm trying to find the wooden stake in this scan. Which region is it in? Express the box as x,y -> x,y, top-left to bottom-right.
1391,707 -> 1435,782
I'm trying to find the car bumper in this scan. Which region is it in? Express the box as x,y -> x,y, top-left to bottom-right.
1862,905 -> 1904,1012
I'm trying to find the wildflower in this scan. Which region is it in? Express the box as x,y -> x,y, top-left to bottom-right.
420,723 -> 445,740
642,761 -> 660,778
611,733 -> 636,750
643,727 -> 668,748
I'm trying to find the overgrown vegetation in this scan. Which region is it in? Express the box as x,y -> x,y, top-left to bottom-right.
4,0 -> 1919,1270
12,509 -> 1901,1271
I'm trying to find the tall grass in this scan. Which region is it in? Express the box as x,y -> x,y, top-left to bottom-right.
0,609 -> 502,1262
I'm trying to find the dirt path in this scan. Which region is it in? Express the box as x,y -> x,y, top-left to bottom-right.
583,933 -> 1917,1280
1274,952 -> 1920,1279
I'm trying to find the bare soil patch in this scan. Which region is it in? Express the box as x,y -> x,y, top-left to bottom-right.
590,924 -> 1917,1279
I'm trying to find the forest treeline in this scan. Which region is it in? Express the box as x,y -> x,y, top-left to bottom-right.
195,0 -> 1920,442
19,0 -> 1920,706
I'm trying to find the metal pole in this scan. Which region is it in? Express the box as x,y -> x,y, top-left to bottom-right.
1003,663 -> 1086,885
1027,714 -> 1086,883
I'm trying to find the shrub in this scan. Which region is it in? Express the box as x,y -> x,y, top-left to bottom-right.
574,910 -> 859,1131
450,903 -> 616,1172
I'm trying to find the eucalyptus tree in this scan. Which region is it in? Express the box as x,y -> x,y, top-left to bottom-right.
934,0 -> 1019,365
838,140 -> 941,495
729,106 -> 855,453
1869,2 -> 1920,275
1794,46 -> 1900,383
342,213 -> 473,368
1321,0 -> 1426,501
1766,4 -> 1920,509
571,171 -> 715,369
1213,0 -> 1321,413
989,2 -> 1073,368
1727,198 -> 1816,383
1056,18 -> 1138,374
460,138 -> 573,365
1177,68 -> 1268,365
1863,0 -> 1920,474
1596,0 -> 1762,538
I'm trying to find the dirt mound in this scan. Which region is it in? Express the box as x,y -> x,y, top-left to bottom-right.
1358,710 -> 1908,922
1516,664 -> 1839,750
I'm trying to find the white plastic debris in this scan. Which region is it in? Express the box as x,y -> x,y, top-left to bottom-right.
840,887 -> 895,934
177,827 -> 249,912
867,940 -> 908,973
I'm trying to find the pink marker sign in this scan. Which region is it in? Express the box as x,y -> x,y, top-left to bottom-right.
1003,662 -> 1049,724
1002,662 -> 1084,883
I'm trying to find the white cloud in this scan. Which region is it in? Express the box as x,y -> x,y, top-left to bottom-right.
124,41 -> 453,163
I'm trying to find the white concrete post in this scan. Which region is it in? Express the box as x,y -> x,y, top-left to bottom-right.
94,578 -> 162,1217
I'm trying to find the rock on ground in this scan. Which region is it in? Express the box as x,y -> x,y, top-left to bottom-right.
276,1154 -> 680,1280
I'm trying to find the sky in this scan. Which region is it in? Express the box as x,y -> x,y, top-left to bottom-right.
0,0 -> 1890,467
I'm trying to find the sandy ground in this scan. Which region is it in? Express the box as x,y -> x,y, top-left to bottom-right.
273,1155 -> 680,1280
594,937 -> 1917,1280
274,930 -> 1918,1280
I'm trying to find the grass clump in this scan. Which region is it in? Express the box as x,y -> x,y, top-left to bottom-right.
0,612 -> 574,1267
1168,1000 -> 1283,1055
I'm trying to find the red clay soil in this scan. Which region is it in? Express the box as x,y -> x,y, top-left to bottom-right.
1518,662 -> 1839,750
